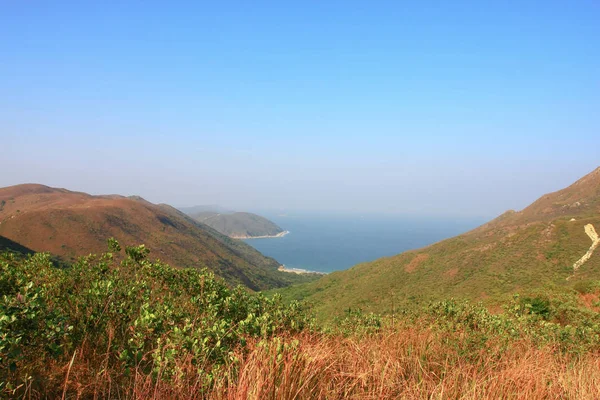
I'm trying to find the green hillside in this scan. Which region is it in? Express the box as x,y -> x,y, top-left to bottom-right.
277,167 -> 600,320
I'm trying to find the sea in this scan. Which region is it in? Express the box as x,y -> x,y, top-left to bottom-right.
243,213 -> 486,274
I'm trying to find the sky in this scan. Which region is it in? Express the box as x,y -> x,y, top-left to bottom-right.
2,1 -> 599,218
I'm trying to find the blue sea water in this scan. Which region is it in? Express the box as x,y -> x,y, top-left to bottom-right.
244,213 -> 486,273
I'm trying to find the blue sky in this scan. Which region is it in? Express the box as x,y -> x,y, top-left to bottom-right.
2,1 -> 599,217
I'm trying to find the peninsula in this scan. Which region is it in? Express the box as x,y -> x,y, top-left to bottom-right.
181,207 -> 287,239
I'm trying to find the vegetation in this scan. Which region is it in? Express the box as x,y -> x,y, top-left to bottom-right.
2,169 -> 600,398
186,210 -> 285,239
275,168 -> 600,320
0,184 -> 316,291
2,242 -> 600,398
0,241 -> 311,398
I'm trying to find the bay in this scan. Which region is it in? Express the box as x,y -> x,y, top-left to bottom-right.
244,213 -> 486,273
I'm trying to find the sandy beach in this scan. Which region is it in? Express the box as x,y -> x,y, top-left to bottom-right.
231,230 -> 290,240
278,265 -> 326,275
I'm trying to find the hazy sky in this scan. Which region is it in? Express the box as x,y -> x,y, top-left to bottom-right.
2,1 -> 599,217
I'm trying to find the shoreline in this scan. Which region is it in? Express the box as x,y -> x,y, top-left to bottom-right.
278,265 -> 326,275
232,230 -> 290,240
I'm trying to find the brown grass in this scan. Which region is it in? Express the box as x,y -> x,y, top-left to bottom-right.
405,253 -> 429,273
39,324 -> 600,400
579,293 -> 600,312
444,267 -> 459,278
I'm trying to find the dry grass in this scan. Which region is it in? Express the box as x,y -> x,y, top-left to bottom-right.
404,253 -> 429,273
211,331 -> 600,400
42,323 -> 600,400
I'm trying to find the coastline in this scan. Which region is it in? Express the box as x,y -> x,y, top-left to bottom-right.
278,265 -> 326,275
232,230 -> 290,240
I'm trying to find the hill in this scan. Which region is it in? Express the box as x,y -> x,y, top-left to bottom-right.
0,234 -> 34,255
186,210 -> 287,239
0,184 -> 313,290
278,167 -> 600,319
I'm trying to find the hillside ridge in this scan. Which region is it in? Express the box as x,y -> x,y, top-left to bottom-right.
0,184 -> 312,290
277,166 -> 600,319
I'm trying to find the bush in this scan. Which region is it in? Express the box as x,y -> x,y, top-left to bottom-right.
0,240 -> 313,397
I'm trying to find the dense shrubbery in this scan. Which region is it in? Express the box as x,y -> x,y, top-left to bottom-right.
425,297 -> 600,356
2,241 -> 600,398
0,240 -> 311,397
330,308 -> 383,336
328,295 -> 600,354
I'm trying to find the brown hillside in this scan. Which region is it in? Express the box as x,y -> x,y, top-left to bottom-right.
0,184 -> 306,290
479,167 -> 600,230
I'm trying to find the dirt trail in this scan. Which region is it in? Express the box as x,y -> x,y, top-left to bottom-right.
572,224 -> 600,272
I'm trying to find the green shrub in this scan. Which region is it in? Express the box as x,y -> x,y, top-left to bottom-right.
520,296 -> 551,319
331,308 -> 382,336
0,240 -> 313,396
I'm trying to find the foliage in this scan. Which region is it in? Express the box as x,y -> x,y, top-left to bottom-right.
519,295 -> 552,319
0,240 -> 312,397
3,239 -> 600,398
425,297 -> 600,355
330,308 -> 382,336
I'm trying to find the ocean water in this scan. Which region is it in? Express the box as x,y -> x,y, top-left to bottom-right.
244,213 -> 486,273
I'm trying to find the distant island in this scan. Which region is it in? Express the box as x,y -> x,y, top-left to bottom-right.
181,206 -> 288,239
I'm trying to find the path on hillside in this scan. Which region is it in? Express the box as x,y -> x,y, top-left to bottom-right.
572,224 -> 599,273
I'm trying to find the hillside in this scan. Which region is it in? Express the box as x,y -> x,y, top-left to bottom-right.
186,210 -> 286,239
0,235 -> 34,255
4,243 -> 600,398
0,184 -> 313,290
278,167 -> 600,319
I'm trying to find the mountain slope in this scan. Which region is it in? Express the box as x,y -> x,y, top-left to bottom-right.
188,211 -> 286,239
0,234 -> 34,255
278,167 -> 600,319
0,184 -> 312,290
